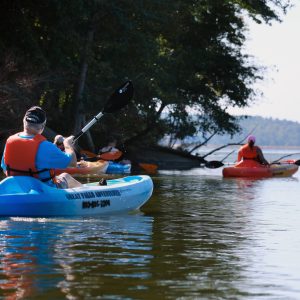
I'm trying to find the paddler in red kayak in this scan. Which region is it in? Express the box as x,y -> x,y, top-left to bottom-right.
1,106 -> 82,188
237,135 -> 269,165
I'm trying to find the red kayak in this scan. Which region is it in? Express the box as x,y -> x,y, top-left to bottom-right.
223,160 -> 299,178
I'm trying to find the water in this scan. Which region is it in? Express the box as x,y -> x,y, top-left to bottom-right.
1,149 -> 300,299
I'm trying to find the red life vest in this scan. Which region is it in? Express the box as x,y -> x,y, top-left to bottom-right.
238,144 -> 259,161
3,133 -> 50,179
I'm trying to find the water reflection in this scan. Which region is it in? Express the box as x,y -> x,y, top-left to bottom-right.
54,214 -> 154,299
0,214 -> 153,299
1,172 -> 300,299
146,175 -> 261,298
0,218 -> 67,299
144,174 -> 300,299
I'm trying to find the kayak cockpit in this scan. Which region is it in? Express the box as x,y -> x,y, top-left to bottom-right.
0,176 -> 51,195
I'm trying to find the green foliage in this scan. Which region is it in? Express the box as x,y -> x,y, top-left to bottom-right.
0,0 -> 292,149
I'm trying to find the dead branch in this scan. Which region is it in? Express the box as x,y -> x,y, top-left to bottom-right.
188,132 -> 217,154
201,126 -> 257,159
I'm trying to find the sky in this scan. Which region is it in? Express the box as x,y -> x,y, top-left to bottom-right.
228,1 -> 300,123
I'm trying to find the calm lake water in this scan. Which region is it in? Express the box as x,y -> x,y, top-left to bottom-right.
1,148 -> 300,299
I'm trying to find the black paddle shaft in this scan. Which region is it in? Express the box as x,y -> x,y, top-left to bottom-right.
206,159 -> 300,169
73,81 -> 133,142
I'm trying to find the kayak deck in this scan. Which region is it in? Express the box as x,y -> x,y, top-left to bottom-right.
0,175 -> 153,217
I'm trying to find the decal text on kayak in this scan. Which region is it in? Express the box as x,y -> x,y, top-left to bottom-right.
66,190 -> 121,200
82,200 -> 111,209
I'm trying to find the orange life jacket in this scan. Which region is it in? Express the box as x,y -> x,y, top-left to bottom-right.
238,144 -> 259,161
3,133 -> 53,181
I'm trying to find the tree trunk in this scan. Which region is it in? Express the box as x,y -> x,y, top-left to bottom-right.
73,26 -> 95,153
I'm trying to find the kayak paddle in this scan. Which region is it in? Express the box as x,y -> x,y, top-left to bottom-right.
204,160 -> 226,169
204,149 -> 237,169
206,159 -> 300,169
270,152 -> 300,164
294,160 -> 300,165
271,159 -> 300,166
79,149 -> 123,161
138,163 -> 158,174
98,150 -> 123,161
74,80 -> 134,142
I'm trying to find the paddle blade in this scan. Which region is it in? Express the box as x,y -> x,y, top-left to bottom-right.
139,163 -> 158,174
103,80 -> 133,113
293,159 -> 300,166
276,159 -> 300,166
99,151 -> 123,161
205,160 -> 225,169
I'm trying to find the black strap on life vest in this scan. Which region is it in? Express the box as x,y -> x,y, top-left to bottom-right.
6,165 -> 55,182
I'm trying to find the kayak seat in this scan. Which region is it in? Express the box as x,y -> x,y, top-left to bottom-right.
0,176 -> 48,195
123,176 -> 142,182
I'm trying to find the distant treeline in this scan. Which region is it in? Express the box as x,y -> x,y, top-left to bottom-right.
208,116 -> 300,146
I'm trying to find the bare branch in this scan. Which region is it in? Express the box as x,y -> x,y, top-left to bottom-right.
188,132 -> 217,154
220,149 -> 236,162
201,126 -> 257,159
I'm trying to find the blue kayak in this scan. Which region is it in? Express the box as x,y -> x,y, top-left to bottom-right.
106,161 -> 131,174
0,175 -> 153,217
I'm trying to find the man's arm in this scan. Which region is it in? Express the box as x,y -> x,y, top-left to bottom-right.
63,136 -> 78,167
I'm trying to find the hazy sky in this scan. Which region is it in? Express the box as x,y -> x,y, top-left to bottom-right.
229,1 -> 300,123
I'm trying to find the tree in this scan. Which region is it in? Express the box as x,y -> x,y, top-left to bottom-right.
0,0 -> 292,152
124,0 -> 292,149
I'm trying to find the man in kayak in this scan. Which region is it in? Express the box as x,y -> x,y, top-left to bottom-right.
98,138 -> 131,165
1,106 -> 82,188
237,135 -> 269,165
